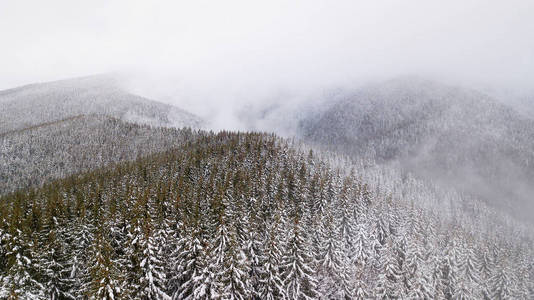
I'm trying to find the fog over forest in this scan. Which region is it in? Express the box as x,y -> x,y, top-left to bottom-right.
2,1 -> 534,299
2,1 -> 534,120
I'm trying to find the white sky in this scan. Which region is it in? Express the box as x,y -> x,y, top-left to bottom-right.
1,0 -> 533,104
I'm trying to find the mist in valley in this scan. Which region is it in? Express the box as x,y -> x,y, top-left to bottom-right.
2,1 -> 534,298
2,0 -> 534,219
2,0 -> 534,225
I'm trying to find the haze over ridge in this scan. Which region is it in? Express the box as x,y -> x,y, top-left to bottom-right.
2,1 -> 533,113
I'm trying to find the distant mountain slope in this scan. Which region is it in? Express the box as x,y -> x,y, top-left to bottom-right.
0,75 -> 203,134
298,77 -> 534,220
0,114 -> 195,195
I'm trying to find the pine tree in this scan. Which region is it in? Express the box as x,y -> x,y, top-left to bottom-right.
193,196 -> 234,300
88,229 -> 122,300
453,280 -> 474,300
171,229 -> 205,300
241,198 -> 263,298
408,265 -> 434,299
460,245 -> 482,297
337,180 -> 357,250
403,234 -> 424,292
219,237 -> 250,300
68,219 -> 95,297
374,240 -> 402,299
1,229 -> 45,299
478,245 -> 494,292
316,213 -> 344,299
282,216 -> 317,300
37,218 -> 75,300
0,224 -> 6,278
258,214 -> 286,300
437,237 -> 462,299
193,248 -> 219,300
352,221 -> 373,268
375,213 -> 390,247
139,225 -> 170,300
488,265 -> 513,299
353,272 -> 369,300
215,197 -> 251,300
124,222 -> 144,298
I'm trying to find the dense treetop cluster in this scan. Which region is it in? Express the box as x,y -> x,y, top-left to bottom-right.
1,129 -> 532,299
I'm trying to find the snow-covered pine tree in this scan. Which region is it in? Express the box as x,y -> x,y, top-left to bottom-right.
407,252 -> 434,300
353,272 -> 369,300
337,177 -> 357,250
403,233 -> 423,291
37,217 -> 75,299
168,188 -> 204,299
192,247 -> 219,299
527,261 -> 534,299
68,219 -> 95,297
374,210 -> 390,247
0,222 -> 6,281
218,235 -> 250,300
193,196 -> 232,300
437,236 -> 463,299
139,224 -> 170,300
170,227 -> 204,300
215,196 -> 251,300
461,244 -> 482,296
488,264 -> 514,299
241,198 -> 264,298
453,280 -> 474,300
478,244 -> 494,291
88,228 -> 122,300
374,239 -> 402,299
282,215 -> 317,300
124,221 -> 144,298
258,211 -> 286,300
191,193 -> 221,299
316,212 -> 344,299
351,221 -> 374,268
1,228 -> 44,299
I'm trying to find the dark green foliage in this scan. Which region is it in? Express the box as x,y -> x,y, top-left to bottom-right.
0,130 -> 532,299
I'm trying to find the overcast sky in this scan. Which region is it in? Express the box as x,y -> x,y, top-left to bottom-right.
2,0 -> 534,103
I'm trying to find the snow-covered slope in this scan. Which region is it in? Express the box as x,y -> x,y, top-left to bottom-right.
0,76 -> 532,299
0,75 -> 203,134
0,114 -> 195,194
298,77 -> 534,220
1,129 -> 532,299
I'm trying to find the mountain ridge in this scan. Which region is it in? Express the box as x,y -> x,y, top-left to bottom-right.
298,77 -> 534,220
0,76 -> 533,298
0,114 -> 195,195
0,75 -> 203,134
1,128 -> 532,299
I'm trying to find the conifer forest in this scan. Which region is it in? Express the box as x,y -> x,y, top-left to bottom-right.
1,124 -> 533,299
2,1 -> 534,299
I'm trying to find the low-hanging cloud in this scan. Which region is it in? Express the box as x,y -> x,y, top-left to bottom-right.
2,0 -> 534,128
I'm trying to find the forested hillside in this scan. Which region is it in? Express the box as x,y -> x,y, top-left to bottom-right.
0,115 -> 195,195
1,130 -> 532,299
0,75 -> 203,134
298,78 -> 534,221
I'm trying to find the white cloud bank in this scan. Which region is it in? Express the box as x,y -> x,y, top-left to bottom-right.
1,0 -> 533,122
